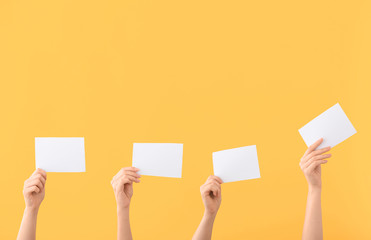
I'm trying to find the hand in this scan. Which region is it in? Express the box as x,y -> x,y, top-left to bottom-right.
300,138 -> 331,189
200,176 -> 223,217
23,169 -> 47,210
111,167 -> 141,209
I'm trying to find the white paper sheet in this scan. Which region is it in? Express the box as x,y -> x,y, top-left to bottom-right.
213,145 -> 260,183
299,103 -> 357,149
35,137 -> 86,172
132,143 -> 183,178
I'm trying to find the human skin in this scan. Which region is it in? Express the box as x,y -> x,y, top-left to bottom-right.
17,168 -> 47,240
300,138 -> 332,240
111,167 -> 141,240
192,176 -> 223,240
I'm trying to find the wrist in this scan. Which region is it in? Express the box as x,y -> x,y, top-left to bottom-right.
308,185 -> 322,193
117,205 -> 130,214
25,206 -> 40,214
204,210 -> 217,220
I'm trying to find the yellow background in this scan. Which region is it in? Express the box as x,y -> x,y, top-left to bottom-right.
0,0 -> 370,239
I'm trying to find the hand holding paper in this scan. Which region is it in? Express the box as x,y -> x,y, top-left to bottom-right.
132,143 -> 183,178
299,103 -> 356,149
213,145 -> 261,183
22,168 -> 47,209
200,176 -> 223,216
192,176 -> 223,240
300,138 -> 330,240
299,138 -> 332,189
111,167 -> 141,209
17,169 -> 47,240
35,137 -> 86,172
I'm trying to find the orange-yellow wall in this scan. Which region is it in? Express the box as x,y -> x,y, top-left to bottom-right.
0,0 -> 370,239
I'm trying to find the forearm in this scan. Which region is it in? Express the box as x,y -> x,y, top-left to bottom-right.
17,207 -> 39,240
117,207 -> 133,240
302,187 -> 322,240
192,212 -> 216,240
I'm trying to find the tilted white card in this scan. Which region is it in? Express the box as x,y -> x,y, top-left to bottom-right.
299,103 -> 357,149
213,145 -> 260,183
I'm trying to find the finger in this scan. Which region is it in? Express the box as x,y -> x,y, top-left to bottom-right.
207,181 -> 221,191
112,169 -> 126,182
125,167 -> 140,172
204,182 -> 220,194
115,182 -> 132,193
215,187 -> 221,198
208,179 -> 222,188
117,178 -> 132,188
112,174 -> 120,183
201,180 -> 219,190
207,175 -> 223,184
303,147 -> 331,163
122,170 -> 141,178
30,174 -> 46,187
121,175 -> 140,185
33,168 -> 47,180
127,175 -> 140,183
111,176 -> 119,185
304,138 -> 323,157
201,183 -> 212,195
307,160 -> 328,172
111,180 -> 118,190
113,167 -> 140,181
303,154 -> 331,169
112,174 -> 126,186
116,176 -> 136,188
209,185 -> 219,197
26,185 -> 41,194
26,179 -> 44,190
312,154 -> 332,161
211,185 -> 221,197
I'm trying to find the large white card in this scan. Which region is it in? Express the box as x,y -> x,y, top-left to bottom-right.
299,103 -> 357,149
132,143 -> 183,178
35,137 -> 86,172
213,145 -> 260,183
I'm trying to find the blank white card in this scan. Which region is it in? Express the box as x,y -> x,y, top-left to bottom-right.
299,103 -> 357,149
213,145 -> 261,183
132,143 -> 183,178
35,137 -> 86,172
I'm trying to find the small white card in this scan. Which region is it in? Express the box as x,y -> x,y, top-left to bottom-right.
299,103 -> 357,149
132,143 -> 183,178
35,137 -> 86,172
213,145 -> 260,183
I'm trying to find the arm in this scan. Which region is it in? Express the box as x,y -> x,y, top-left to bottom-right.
111,167 -> 141,240
192,176 -> 223,240
17,169 -> 47,240
300,138 -> 332,240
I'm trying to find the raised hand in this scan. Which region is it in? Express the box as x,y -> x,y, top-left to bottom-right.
111,167 -> 141,240
193,176 -> 223,240
300,138 -> 331,189
17,169 -> 47,240
23,168 -> 47,210
111,167 -> 141,210
301,138 -> 331,240
200,176 -> 223,216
